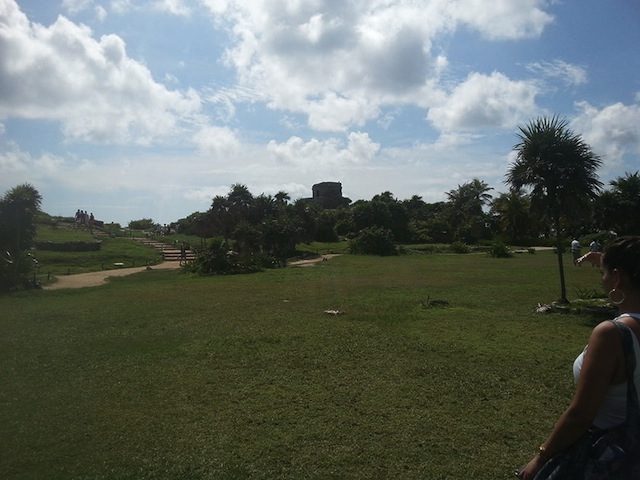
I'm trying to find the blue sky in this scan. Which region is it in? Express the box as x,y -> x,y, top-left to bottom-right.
1,0 -> 639,226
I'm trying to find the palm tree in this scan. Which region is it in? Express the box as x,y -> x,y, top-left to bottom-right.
0,183 -> 43,290
274,191 -> 290,206
506,116 -> 602,303
609,171 -> 640,234
446,178 -> 493,242
490,189 -> 531,242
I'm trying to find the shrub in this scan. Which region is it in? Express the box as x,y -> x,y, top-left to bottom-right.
449,241 -> 470,254
488,242 -> 513,258
185,237 -> 263,275
349,227 -> 398,256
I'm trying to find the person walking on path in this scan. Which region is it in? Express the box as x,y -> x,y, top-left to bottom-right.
571,238 -> 581,265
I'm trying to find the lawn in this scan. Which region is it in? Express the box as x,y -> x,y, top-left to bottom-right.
33,229 -> 164,277
0,250 -> 607,479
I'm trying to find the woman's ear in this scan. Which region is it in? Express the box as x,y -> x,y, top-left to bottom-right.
612,268 -> 630,289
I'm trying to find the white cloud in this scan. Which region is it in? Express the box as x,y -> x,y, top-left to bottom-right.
427,72 -> 539,132
450,0 -> 553,40
0,142 -> 31,174
62,0 -> 94,15
110,0 -> 132,15
305,93 -> 380,132
526,59 -> 588,87
95,6 -> 108,21
153,0 -> 191,17
267,132 -> 380,169
0,1 -> 202,144
572,101 -> 640,168
193,126 -> 241,156
201,0 -> 553,133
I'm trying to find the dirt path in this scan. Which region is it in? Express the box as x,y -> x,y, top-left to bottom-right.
288,254 -> 342,267
43,262 -> 181,290
43,255 -> 342,290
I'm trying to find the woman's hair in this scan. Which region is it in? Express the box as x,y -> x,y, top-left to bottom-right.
602,236 -> 640,288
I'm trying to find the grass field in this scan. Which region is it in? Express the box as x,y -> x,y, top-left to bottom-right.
0,250 -> 607,479
33,227 -> 164,277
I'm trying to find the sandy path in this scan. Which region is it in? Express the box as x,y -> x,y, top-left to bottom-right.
288,253 -> 342,267
43,262 -> 181,290
43,255 -> 341,290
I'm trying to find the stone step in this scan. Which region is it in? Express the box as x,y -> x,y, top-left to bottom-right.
133,237 -> 197,262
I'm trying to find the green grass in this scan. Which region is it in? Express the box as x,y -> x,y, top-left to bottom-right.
36,224 -> 97,243
32,224 -> 164,277
0,250 -> 607,479
34,237 -> 163,276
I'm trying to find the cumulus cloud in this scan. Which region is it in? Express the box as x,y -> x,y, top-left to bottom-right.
267,132 -> 380,168
0,1 -> 202,144
193,125 -> 241,156
450,0 -> 553,40
572,101 -> 640,168
202,0 -> 553,133
427,72 -> 539,132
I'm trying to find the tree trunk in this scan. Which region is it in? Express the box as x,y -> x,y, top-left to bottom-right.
554,218 -> 569,304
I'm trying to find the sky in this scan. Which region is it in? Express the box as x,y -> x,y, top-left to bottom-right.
1,0 -> 639,226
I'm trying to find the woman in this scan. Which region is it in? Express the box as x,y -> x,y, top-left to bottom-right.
517,236 -> 640,479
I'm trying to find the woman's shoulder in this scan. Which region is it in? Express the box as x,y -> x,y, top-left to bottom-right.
591,317 -> 640,352
588,320 -> 623,349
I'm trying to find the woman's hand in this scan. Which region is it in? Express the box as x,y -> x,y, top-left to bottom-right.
516,455 -> 545,480
576,251 -> 601,267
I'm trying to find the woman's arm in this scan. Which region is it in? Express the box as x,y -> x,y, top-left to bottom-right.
517,321 -> 622,479
577,251 -> 602,266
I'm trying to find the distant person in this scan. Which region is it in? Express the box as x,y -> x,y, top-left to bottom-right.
180,242 -> 187,265
516,236 -> 640,479
590,239 -> 601,253
571,238 -> 581,265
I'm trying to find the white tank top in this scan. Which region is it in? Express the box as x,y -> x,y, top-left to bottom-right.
572,313 -> 640,428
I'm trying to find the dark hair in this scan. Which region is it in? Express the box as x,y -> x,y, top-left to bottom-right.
602,236 -> 640,288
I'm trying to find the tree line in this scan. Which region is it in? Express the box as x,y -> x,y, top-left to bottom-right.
1,116 -> 639,297
175,172 -> 639,255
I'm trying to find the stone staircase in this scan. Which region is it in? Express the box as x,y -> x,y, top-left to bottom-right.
135,238 -> 197,262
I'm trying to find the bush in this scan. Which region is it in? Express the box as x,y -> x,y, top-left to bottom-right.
488,242 -> 513,258
449,241 -> 470,254
349,227 -> 398,256
128,218 -> 155,230
184,238 -> 279,275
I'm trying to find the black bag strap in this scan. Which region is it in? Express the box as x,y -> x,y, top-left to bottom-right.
611,320 -> 640,445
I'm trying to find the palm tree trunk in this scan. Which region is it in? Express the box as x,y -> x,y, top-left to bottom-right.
554,216 -> 569,304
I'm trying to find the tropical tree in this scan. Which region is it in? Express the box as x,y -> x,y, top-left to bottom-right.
593,171 -> 640,235
445,179 -> 493,243
208,195 -> 233,240
506,116 -> 602,303
274,191 -> 290,206
227,184 -> 254,223
0,183 -> 43,291
490,189 -> 532,243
